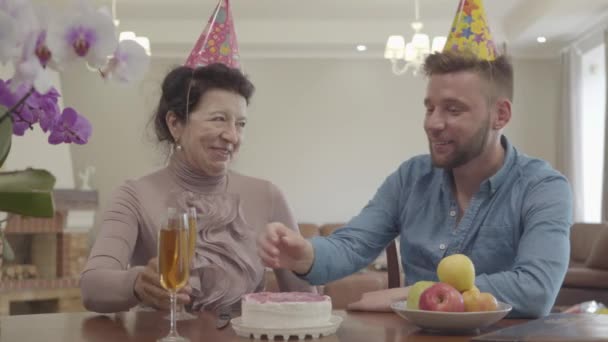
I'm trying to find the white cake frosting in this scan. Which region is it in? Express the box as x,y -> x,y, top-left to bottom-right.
241,292 -> 332,328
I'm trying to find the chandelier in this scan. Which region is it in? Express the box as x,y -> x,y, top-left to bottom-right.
384,0 -> 446,76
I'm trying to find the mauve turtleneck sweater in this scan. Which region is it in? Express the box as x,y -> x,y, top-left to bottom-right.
80,154 -> 313,313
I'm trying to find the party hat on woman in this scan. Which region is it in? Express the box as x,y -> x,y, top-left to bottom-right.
184,0 -> 240,68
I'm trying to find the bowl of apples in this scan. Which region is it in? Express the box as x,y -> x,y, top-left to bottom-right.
391,254 -> 512,333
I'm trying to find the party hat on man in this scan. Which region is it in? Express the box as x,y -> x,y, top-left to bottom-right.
184,0 -> 240,68
443,0 -> 498,60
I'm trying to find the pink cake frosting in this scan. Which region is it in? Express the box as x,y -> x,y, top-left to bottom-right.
244,292 -> 329,303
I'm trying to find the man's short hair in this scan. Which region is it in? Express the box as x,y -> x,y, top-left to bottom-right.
423,52 -> 514,102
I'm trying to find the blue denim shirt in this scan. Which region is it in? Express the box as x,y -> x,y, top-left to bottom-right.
305,136 -> 572,318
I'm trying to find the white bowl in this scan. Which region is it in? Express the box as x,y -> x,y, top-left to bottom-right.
390,301 -> 512,333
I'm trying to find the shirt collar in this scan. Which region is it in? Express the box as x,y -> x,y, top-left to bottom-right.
486,135 -> 516,194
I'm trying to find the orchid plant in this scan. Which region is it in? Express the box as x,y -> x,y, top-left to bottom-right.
0,0 -> 150,263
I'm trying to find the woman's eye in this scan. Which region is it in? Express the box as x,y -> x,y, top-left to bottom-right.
211,116 -> 226,121
447,106 -> 461,113
237,121 -> 247,128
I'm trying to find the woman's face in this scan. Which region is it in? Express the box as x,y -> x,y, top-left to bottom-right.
168,89 -> 248,176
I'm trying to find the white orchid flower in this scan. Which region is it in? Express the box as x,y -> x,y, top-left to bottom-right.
101,39 -> 150,83
0,10 -> 18,64
0,0 -> 38,41
46,1 -> 117,68
11,32 -> 52,94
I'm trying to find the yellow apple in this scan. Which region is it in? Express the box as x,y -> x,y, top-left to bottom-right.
406,281 -> 436,309
463,290 -> 498,312
437,254 -> 475,292
462,287 -> 481,312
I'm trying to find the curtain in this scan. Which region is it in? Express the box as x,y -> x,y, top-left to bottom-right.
558,48 -> 585,222
602,30 -> 608,222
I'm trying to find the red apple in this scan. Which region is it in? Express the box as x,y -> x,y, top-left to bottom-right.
418,282 -> 465,312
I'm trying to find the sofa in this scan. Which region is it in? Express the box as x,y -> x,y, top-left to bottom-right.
264,223 -> 401,309
554,223 -> 608,306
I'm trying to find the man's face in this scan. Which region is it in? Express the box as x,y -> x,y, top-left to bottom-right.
423,71 -> 495,169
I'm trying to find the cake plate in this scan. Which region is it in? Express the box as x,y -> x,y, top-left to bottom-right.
231,315 -> 343,340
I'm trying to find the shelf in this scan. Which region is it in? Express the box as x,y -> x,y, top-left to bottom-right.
0,277 -> 79,292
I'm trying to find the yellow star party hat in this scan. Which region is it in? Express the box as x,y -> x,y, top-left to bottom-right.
444,0 -> 498,60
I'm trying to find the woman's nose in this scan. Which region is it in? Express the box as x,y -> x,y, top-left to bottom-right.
220,124 -> 239,144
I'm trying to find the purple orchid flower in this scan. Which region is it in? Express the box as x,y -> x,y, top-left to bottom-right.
29,87 -> 60,132
11,105 -> 35,135
0,79 -> 37,135
0,78 -> 17,109
48,107 -> 92,145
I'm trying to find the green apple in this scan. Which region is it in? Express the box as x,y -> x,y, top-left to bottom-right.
406,281 -> 436,309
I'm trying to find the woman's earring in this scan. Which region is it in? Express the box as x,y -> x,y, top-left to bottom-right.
176,144 -> 183,151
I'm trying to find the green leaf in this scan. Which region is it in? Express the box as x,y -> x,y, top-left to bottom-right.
0,105 -> 12,169
0,169 -> 56,217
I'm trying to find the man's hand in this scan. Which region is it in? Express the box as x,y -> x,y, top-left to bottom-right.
257,222 -> 315,275
347,287 -> 410,312
133,257 -> 191,310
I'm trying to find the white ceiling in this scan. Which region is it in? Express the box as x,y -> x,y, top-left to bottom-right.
79,0 -> 608,59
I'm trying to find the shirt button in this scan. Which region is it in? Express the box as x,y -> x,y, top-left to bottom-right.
449,210 -> 456,217
439,243 -> 446,250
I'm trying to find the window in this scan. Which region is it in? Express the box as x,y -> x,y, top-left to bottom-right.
581,43 -> 606,222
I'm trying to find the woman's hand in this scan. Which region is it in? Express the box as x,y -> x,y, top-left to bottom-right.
347,287 -> 410,312
133,258 -> 192,310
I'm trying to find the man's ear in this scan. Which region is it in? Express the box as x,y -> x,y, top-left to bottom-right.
165,111 -> 184,142
493,98 -> 512,130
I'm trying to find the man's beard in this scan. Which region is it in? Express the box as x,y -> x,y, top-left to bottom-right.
430,117 -> 491,169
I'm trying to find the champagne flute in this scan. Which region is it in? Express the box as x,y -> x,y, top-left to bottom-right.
173,207 -> 198,321
158,208 -> 190,342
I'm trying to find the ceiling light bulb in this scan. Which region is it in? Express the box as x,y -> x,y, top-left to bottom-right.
537,36 -> 547,44
119,31 -> 136,41
356,45 -> 367,52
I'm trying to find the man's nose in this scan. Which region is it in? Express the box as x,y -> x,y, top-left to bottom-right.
424,111 -> 446,133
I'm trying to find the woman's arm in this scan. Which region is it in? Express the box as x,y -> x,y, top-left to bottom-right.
80,183 -> 144,313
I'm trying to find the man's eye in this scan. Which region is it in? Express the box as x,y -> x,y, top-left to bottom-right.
212,116 -> 226,121
237,121 -> 246,128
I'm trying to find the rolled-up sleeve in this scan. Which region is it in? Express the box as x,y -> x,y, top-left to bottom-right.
305,171 -> 402,285
476,175 -> 572,318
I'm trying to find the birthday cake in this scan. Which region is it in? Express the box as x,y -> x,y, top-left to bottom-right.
241,292 -> 332,329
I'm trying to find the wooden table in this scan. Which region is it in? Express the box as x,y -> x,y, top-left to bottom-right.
0,310 -> 524,342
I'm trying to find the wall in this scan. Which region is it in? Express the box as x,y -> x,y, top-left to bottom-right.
62,57 -> 561,225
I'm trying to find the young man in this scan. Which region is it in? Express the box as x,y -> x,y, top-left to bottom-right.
257,51 -> 572,318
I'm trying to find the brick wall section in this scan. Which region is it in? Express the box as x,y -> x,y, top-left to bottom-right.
5,211 -> 66,234
57,233 -> 88,278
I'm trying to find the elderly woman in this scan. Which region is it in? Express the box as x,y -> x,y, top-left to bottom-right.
80,63 -> 313,314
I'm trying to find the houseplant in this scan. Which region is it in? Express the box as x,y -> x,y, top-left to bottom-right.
0,0 -> 150,266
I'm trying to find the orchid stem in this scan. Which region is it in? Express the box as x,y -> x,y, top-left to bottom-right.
0,87 -> 35,125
